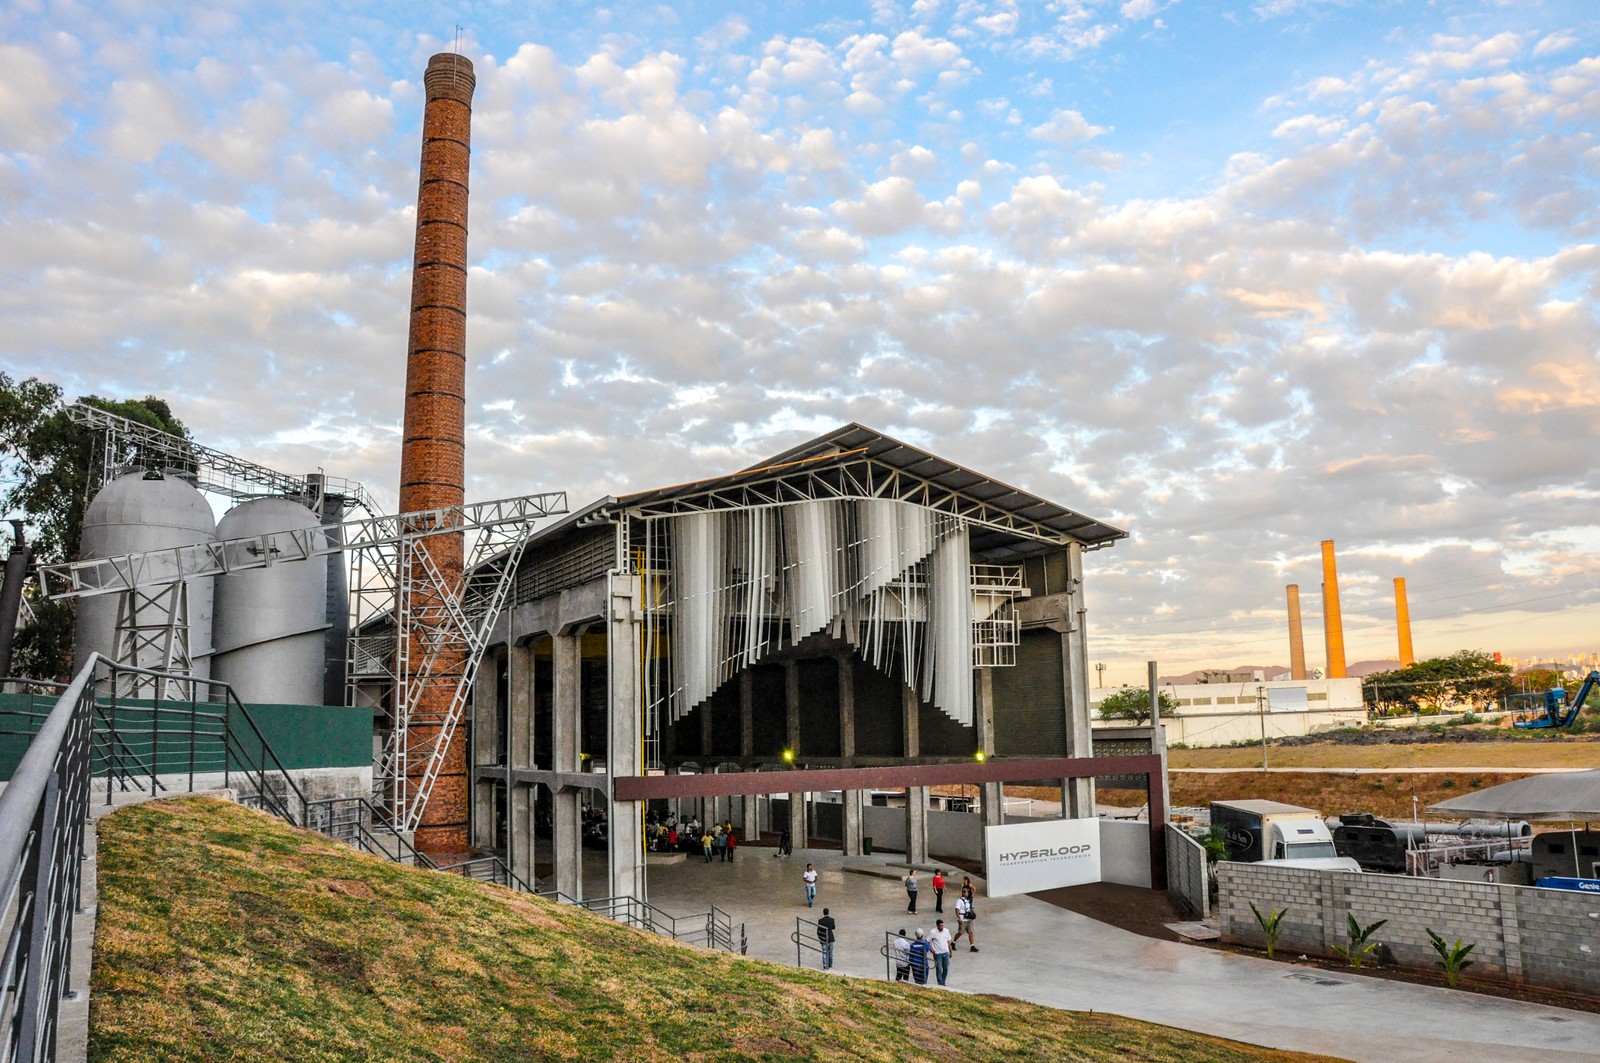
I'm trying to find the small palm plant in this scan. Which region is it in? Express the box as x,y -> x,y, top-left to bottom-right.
1426,928 -> 1476,988
1249,902 -> 1288,960
1331,915 -> 1387,970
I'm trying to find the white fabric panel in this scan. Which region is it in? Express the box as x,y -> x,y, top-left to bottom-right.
926,526 -> 974,725
786,500 -> 842,641
652,498 -> 977,726
670,512 -> 722,717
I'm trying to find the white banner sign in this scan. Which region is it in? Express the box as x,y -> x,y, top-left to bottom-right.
983,817 -> 1102,897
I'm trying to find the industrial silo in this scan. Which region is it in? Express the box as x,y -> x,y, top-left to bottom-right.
212,496 -> 329,705
75,469 -> 218,682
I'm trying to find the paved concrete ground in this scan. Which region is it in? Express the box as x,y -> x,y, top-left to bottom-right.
640,845 -> 1600,1063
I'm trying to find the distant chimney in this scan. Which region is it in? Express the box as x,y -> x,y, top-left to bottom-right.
399,52 -> 475,856
1285,584 -> 1307,680
1320,540 -> 1347,679
1394,577 -> 1414,668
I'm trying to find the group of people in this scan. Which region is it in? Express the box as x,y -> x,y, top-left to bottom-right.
890,902 -> 976,987
803,861 -> 981,982
644,814 -> 738,862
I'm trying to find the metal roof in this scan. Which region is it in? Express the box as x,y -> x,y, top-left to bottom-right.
1429,769 -> 1600,821
608,423 -> 1126,559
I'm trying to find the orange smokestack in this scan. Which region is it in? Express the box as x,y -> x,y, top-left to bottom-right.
400,53 -> 475,855
1394,577 -> 1414,668
1286,584 -> 1307,680
1321,540 -> 1347,679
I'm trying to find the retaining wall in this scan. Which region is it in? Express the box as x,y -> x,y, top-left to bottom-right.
1218,861 -> 1600,994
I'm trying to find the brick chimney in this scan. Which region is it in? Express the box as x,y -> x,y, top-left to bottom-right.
400,52 -> 475,855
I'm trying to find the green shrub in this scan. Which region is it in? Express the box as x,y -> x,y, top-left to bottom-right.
1331,915 -> 1388,970
1427,929 -> 1476,988
1250,902 -> 1289,960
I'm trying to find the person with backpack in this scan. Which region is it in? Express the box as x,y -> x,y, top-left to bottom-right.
816,908 -> 837,970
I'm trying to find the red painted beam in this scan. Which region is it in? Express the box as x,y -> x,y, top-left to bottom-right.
611,755 -> 1162,801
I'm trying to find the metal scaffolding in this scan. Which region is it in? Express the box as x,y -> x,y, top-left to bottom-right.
67,402 -> 378,516
38,491 -> 569,833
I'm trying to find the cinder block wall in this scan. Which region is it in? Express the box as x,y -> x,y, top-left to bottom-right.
1218,862 -> 1600,993
1165,825 -> 1209,920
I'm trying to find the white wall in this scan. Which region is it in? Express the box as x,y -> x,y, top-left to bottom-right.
1098,818 -> 1152,888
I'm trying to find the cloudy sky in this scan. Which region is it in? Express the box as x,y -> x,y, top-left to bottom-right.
3,0 -> 1598,683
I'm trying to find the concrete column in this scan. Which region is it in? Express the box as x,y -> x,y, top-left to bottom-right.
1063,544 -> 1095,818
740,671 -> 759,842
551,627 -> 583,900
785,660 -> 806,847
838,655 -> 862,854
906,786 -> 929,865
470,649 -> 502,850
508,640 -> 535,886
902,682 -> 928,862
975,667 -> 1003,828
607,574 -> 644,902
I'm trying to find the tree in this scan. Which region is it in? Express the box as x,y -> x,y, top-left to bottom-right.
1361,651 -> 1514,714
0,373 -> 191,678
1097,686 -> 1178,726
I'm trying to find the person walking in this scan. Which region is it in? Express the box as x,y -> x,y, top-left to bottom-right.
904,869 -> 919,914
802,863 -> 818,907
701,829 -> 714,863
892,928 -> 911,982
932,868 -> 946,913
909,929 -> 931,985
726,830 -> 737,862
959,881 -> 979,952
713,828 -> 726,862
928,919 -> 953,986
817,908 -> 837,970
778,828 -> 793,857
954,892 -> 975,949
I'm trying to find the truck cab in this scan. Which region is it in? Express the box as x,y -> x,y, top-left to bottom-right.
1212,799 -> 1360,872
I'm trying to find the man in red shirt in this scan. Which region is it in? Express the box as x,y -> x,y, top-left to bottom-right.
932,869 -> 946,913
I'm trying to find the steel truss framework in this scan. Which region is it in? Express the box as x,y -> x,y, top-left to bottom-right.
66,402 -> 378,516
614,454 -> 1084,556
38,492 -> 569,833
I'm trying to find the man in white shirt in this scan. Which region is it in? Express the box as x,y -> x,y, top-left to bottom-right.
892,928 -> 911,981
802,863 -> 818,907
928,918 -> 954,986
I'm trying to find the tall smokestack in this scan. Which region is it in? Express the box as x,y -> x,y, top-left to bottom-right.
1394,577 -> 1414,668
1285,584 -> 1307,680
1320,540 -> 1347,679
400,52 -> 475,855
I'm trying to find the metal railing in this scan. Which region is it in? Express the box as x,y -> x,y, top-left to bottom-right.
0,658 -> 97,1063
90,663 -> 308,827
790,915 -> 827,969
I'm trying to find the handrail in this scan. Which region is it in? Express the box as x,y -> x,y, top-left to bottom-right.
0,653 -> 99,1063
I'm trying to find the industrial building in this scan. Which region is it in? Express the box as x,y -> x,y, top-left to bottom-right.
1093,677 -> 1366,747
36,52 -> 1158,907
469,424 -> 1130,899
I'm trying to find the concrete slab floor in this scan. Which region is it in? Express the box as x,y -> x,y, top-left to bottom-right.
642,846 -> 1600,1063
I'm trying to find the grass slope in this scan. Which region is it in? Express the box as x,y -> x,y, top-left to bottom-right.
92,799 -> 1334,1063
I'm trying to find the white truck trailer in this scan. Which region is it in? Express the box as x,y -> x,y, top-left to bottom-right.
1211,799 -> 1360,871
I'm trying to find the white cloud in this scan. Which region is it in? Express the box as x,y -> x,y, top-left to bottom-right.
1029,108 -> 1110,146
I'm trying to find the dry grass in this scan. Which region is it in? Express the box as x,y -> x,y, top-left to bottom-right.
1170,741 -> 1600,771
91,798 -> 1338,1063
1098,771 -> 1536,819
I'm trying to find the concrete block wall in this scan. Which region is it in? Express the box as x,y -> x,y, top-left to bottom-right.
1219,861 -> 1600,993
1166,824 -> 1209,920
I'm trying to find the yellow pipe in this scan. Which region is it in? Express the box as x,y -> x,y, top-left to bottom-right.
1394,577 -> 1414,668
1321,540 -> 1347,679
1286,584 -> 1307,680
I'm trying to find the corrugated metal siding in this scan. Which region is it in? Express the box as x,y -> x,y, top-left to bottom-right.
992,629 -> 1067,756
514,526 -> 613,604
